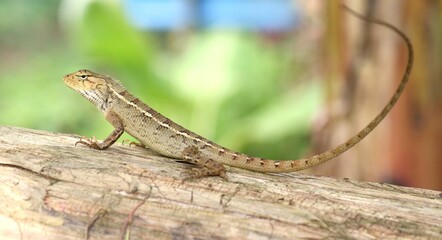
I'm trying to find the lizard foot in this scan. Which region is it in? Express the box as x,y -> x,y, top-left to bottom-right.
122,139 -> 145,148
75,136 -> 106,150
183,167 -> 228,181
181,146 -> 228,181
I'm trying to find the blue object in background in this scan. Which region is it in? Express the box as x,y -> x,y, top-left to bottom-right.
200,0 -> 299,31
124,0 -> 300,31
124,0 -> 192,30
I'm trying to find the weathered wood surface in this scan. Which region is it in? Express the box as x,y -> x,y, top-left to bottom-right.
0,125 -> 441,240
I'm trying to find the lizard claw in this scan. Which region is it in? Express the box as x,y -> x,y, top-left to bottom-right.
122,139 -> 145,148
181,167 -> 228,182
129,142 -> 145,148
75,136 -> 103,149
75,136 -> 90,146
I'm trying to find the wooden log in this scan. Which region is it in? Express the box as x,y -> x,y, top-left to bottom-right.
0,125 -> 441,239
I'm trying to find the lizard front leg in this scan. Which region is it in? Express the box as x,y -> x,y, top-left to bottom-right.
76,111 -> 124,150
182,146 -> 228,180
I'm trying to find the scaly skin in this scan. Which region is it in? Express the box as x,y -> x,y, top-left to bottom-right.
63,5 -> 413,177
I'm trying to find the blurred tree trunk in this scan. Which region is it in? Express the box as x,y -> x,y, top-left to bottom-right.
310,0 -> 442,190
391,0 -> 442,190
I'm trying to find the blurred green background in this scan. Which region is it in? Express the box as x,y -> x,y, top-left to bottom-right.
0,0 -> 319,160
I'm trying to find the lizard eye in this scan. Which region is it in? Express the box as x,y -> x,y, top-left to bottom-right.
76,74 -> 88,80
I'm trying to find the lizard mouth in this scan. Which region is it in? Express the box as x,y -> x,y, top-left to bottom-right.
62,73 -> 76,89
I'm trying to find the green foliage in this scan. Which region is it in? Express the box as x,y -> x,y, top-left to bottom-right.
0,0 -> 59,47
79,2 -> 150,74
169,31 -> 322,158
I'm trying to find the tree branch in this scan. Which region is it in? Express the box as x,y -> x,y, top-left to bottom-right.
0,125 -> 440,239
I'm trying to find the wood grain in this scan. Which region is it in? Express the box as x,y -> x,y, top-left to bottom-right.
0,125 -> 441,239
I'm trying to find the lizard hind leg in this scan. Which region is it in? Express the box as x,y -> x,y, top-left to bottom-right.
182,146 -> 228,180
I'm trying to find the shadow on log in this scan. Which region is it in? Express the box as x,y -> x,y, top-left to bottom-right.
0,125 -> 441,239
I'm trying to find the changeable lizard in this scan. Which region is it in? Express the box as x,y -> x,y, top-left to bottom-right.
63,6 -> 413,179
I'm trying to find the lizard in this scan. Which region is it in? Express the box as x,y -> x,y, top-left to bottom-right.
63,5 -> 413,180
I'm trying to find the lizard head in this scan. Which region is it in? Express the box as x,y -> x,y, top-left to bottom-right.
63,69 -> 124,111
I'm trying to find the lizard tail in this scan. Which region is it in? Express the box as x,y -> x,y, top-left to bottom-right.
254,4 -> 413,173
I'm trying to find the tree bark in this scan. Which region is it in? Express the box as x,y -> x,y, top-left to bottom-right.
0,125 -> 441,240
